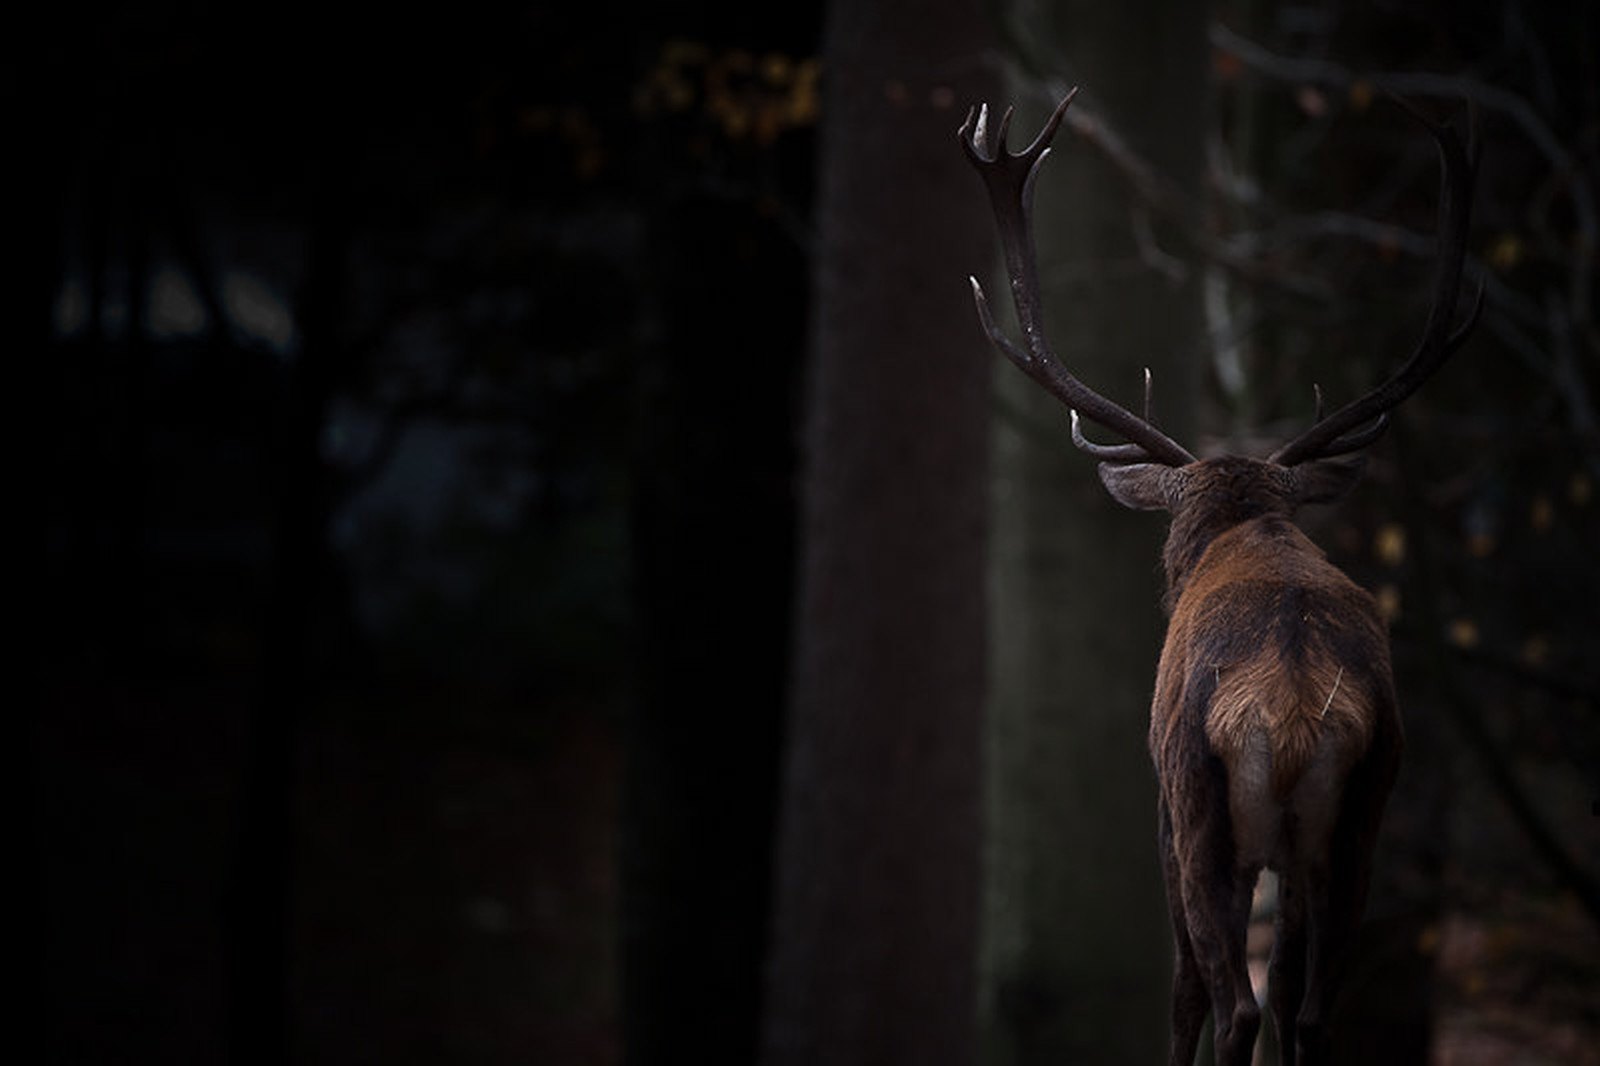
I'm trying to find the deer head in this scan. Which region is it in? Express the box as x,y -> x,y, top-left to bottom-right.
960,90 -> 1479,1066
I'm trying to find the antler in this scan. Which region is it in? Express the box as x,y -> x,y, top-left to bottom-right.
959,90 -> 1197,467
1269,103 -> 1483,466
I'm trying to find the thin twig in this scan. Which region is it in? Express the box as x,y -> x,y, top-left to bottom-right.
1320,666 -> 1344,718
1003,69 -> 1336,303
1210,22 -> 1597,335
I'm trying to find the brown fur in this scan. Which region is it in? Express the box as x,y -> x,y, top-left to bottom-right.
1161,518 -> 1385,802
964,92 -> 1473,1065
1107,457 -> 1403,1066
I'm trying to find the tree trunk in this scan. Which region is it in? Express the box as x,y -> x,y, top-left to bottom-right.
980,3 -> 1209,1063
624,54 -> 808,1066
759,3 -> 997,1064
226,103 -> 356,1066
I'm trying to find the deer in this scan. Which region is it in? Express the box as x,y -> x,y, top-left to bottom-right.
958,88 -> 1479,1066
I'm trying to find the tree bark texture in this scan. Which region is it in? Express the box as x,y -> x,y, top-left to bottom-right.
760,3 -> 998,1065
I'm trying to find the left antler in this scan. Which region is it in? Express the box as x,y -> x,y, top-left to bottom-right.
959,89 -> 1197,468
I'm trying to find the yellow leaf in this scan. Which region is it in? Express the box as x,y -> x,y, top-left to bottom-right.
1376,584 -> 1402,624
1488,232 -> 1523,272
761,52 -> 792,86
1374,523 -> 1407,566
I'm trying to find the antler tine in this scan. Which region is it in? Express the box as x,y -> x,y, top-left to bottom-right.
960,90 -> 1196,468
1271,102 -> 1480,467
968,275 -> 1039,374
1072,367 -> 1164,459
1072,410 -> 1154,461
1315,412 -> 1391,457
994,105 -> 1014,154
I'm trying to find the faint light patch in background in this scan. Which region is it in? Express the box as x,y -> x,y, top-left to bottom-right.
50,272 -> 132,339
53,265 -> 298,355
52,277 -> 89,337
222,271 -> 298,355
149,265 -> 209,337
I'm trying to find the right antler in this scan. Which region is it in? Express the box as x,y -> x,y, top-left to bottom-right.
959,90 -> 1197,468
1270,103 -> 1482,466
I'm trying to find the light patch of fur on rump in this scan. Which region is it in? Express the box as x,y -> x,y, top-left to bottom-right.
1205,644 -> 1374,800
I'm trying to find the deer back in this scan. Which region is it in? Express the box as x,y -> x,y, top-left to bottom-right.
1150,512 -> 1397,860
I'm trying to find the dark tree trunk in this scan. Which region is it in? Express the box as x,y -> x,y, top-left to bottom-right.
623,119 -> 806,1066
980,2 -> 1209,1063
224,143 -> 353,1066
621,10 -> 817,1066
759,3 -> 998,1064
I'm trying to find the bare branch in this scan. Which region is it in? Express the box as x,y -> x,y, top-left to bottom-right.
1211,21 -> 1596,335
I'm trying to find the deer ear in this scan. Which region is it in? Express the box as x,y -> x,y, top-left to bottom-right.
1289,456 -> 1366,505
1098,463 -> 1180,511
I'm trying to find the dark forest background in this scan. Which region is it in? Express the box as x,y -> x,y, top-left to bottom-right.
32,2 -> 1598,1064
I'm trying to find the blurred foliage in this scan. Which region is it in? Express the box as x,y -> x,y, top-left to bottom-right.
634,40 -> 820,145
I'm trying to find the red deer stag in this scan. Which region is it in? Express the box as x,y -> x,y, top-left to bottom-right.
959,89 -> 1479,1066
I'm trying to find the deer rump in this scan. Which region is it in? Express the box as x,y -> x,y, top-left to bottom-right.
1152,516 -> 1396,874
961,87 -> 1469,1063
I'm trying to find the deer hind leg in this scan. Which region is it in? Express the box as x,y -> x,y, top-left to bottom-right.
1293,736 -> 1400,1065
1160,802 -> 1208,1066
1172,784 -> 1262,1065
1267,868 -> 1307,1066
1295,850 -> 1370,1066
1184,860 -> 1262,1066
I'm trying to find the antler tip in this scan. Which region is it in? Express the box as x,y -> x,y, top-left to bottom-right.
996,105 -> 1015,147
968,276 -> 1004,337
